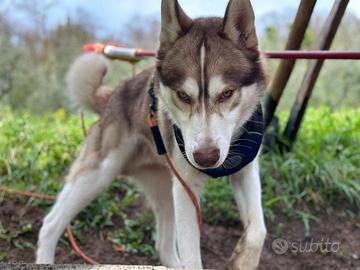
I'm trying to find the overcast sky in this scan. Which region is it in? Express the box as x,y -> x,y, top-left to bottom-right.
1,0 -> 359,37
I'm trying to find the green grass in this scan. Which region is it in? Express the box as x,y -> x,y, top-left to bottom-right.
264,108 -> 360,217
200,107 -> 360,227
0,106 -> 359,255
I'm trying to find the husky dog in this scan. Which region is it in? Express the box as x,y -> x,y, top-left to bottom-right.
36,0 -> 267,269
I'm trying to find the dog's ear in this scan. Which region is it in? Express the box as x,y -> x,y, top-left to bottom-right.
160,0 -> 193,46
221,0 -> 258,51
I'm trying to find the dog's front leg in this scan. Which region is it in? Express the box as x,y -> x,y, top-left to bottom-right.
228,157 -> 266,270
172,158 -> 207,269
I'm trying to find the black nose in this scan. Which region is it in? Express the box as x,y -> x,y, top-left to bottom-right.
193,147 -> 220,168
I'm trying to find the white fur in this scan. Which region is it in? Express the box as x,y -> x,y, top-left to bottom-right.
36,145 -> 127,264
229,157 -> 267,270
182,110 -> 235,169
241,84 -> 259,98
132,166 -> 181,267
66,52 -> 111,109
182,77 -> 199,99
235,83 -> 262,136
171,148 -> 208,269
200,43 -> 206,92
208,75 -> 227,97
159,82 -> 188,125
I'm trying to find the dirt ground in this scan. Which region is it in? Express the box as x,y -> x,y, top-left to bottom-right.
1,199 -> 360,270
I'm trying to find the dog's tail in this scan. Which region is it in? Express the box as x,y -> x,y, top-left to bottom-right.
66,52 -> 113,114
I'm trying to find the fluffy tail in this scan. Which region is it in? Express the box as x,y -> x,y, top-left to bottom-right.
66,52 -> 113,114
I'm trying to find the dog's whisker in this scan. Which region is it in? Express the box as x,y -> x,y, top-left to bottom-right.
233,145 -> 253,150
246,119 -> 264,125
227,151 -> 245,159
234,138 -> 258,144
230,144 -> 254,149
240,126 -> 250,135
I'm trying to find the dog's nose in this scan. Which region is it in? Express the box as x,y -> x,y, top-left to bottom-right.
193,147 -> 220,168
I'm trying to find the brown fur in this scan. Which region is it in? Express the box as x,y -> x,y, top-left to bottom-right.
156,17 -> 265,118
66,68 -> 156,181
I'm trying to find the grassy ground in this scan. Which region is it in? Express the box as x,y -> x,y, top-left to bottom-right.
0,106 -> 359,255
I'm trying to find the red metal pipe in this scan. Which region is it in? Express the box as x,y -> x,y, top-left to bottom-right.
265,50 -> 360,59
135,50 -> 360,60
85,43 -> 360,60
137,50 -> 157,57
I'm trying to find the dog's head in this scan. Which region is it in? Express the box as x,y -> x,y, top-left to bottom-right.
157,0 -> 266,170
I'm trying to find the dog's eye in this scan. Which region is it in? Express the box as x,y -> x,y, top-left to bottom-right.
218,89 -> 235,103
177,91 -> 192,104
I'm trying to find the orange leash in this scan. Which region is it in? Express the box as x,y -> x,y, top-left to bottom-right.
0,186 -> 98,265
66,226 -> 98,264
0,85 -> 202,265
0,186 -> 56,201
148,112 -> 203,232
164,154 -> 203,231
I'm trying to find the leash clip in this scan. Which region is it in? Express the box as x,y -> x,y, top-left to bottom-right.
148,82 -> 157,114
148,111 -> 158,128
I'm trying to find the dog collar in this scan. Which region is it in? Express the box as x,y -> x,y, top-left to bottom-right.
173,104 -> 264,178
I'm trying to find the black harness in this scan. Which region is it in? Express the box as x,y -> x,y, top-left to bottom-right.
148,83 -> 264,178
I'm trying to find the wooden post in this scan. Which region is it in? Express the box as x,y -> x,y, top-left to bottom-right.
264,0 -> 317,127
282,0 -> 349,150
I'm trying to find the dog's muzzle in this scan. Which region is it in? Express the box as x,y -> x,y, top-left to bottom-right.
173,104 -> 264,178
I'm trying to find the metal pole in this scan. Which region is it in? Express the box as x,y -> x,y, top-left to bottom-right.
264,50 -> 360,60
264,0 -> 317,127
282,0 -> 350,151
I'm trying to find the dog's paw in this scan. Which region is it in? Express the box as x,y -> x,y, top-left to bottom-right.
228,256 -> 259,270
227,242 -> 261,270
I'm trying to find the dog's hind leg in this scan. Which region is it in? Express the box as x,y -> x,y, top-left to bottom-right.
36,124 -> 130,264
228,157 -> 266,270
132,165 -> 181,268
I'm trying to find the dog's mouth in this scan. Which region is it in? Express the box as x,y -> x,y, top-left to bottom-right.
197,163 -> 224,170
189,158 -> 224,170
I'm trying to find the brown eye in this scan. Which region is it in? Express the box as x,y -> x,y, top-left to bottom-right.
177,91 -> 192,104
218,89 -> 235,103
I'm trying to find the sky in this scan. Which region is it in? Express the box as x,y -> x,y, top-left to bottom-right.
1,0 -> 359,37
